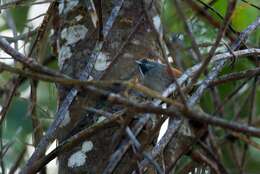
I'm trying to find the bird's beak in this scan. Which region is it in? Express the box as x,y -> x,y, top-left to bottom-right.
135,60 -> 145,78
135,60 -> 142,65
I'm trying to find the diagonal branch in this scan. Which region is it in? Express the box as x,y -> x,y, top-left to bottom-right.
188,17 -> 260,106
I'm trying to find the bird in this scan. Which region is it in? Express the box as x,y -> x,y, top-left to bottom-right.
136,59 -> 182,93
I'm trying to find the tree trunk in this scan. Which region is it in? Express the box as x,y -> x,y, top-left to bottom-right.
57,0 -> 161,173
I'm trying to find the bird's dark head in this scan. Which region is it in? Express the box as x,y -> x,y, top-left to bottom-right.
135,59 -> 161,76
135,59 -> 178,92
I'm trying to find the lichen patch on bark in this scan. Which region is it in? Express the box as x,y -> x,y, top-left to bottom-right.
61,25 -> 88,46
82,141 -> 94,153
67,141 -> 94,168
94,52 -> 111,71
58,46 -> 72,68
68,151 -> 86,168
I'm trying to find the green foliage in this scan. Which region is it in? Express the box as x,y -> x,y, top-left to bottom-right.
0,6 -> 29,32
36,81 -> 57,114
162,0 -> 186,33
210,0 -> 229,18
231,1 -> 260,31
3,97 -> 32,143
9,6 -> 30,32
247,141 -> 260,173
161,0 -> 260,172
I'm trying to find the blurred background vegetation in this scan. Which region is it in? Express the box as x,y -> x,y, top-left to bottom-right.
0,0 -> 259,173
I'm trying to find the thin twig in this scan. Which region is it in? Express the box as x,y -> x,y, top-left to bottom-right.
18,110 -> 124,174
133,117 -> 183,173
191,150 -> 221,174
0,48 -> 259,87
198,141 -> 228,174
143,0 -> 188,107
209,67 -> 260,86
188,17 -> 260,106
8,147 -> 26,174
213,78 -> 251,115
17,83 -> 260,173
125,127 -> 164,174
0,78 -> 21,125
0,37 -> 65,77
0,28 -> 38,43
28,1 -> 57,57
190,0 -> 237,85
173,0 -> 202,61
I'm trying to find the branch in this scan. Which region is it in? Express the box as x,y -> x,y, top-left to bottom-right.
190,0 -> 237,85
188,17 -> 260,106
0,37 -> 64,77
19,84 -> 260,173
209,67 -> 260,86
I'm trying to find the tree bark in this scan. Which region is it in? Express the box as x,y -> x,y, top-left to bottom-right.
57,0 -> 161,173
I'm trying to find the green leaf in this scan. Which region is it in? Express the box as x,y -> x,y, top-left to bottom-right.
211,0 -> 229,20
37,81 -> 57,112
3,97 -> 32,142
162,0 -> 192,33
231,2 -> 259,32
10,6 -> 29,32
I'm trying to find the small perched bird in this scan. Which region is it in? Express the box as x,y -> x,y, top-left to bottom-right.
136,59 -> 182,92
